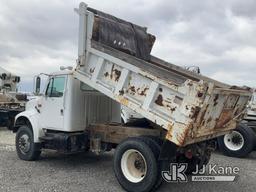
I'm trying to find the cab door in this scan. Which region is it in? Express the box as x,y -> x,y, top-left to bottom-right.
39,75 -> 66,131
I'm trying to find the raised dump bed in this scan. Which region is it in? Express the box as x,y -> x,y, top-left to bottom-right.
74,3 -> 252,146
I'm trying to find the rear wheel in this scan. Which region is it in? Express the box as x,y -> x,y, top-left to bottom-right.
16,126 -> 41,161
139,136 -> 164,190
113,137 -> 158,192
218,124 -> 255,158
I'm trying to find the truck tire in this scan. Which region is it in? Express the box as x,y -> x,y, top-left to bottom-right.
217,124 -> 255,158
113,137 -> 158,192
138,136 -> 164,191
16,126 -> 41,161
146,135 -> 163,146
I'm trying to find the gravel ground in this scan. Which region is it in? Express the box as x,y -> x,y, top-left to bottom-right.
0,127 -> 255,192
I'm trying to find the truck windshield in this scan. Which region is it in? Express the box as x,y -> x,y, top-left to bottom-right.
46,76 -> 65,97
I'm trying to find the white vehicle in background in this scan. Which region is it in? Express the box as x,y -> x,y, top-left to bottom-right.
218,90 -> 256,158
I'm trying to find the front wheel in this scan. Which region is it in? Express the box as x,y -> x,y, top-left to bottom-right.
217,124 -> 255,158
113,137 -> 158,192
16,125 -> 41,161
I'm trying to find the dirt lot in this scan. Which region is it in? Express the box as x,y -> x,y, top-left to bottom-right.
0,127 -> 255,192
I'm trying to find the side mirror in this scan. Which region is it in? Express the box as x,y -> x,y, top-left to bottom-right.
35,76 -> 41,95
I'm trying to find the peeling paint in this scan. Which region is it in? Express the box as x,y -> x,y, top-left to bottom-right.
104,72 -> 109,77
166,124 -> 173,140
89,68 -> 95,73
118,97 -> 129,106
215,109 -> 233,128
213,94 -> 219,106
119,89 -> 124,96
190,106 -> 201,119
155,94 -> 164,106
139,87 -> 149,96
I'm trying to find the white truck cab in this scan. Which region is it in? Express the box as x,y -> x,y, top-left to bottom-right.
14,69 -> 121,158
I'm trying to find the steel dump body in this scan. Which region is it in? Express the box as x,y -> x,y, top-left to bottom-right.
74,3 -> 252,146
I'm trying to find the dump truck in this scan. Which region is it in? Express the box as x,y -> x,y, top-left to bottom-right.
0,67 -> 26,129
13,3 -> 252,192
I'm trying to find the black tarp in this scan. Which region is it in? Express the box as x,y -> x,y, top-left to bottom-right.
88,7 -> 155,61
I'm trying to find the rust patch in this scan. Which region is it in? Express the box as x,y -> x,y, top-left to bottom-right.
213,94 -> 219,106
215,109 -> 233,128
127,85 -> 149,97
119,89 -> 124,96
129,86 -> 136,92
190,106 -> 201,119
139,87 -> 149,96
104,72 -> 109,77
155,94 -> 164,106
166,124 -> 173,140
197,92 -> 203,98
119,97 -> 129,106
108,65 -> 122,82
171,106 -> 176,112
89,68 -> 95,73
113,69 -> 121,81
206,117 -> 212,123
127,85 -> 136,96
166,105 -> 176,112
176,124 -> 191,146
110,65 -> 114,79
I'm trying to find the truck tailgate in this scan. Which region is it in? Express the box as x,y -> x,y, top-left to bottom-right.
183,88 -> 251,145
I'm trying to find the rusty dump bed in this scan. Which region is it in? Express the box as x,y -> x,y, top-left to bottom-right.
74,3 -> 252,146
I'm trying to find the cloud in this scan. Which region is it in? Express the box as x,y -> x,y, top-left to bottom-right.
0,0 -> 255,92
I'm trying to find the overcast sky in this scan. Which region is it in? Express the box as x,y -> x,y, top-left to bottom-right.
0,0 -> 255,92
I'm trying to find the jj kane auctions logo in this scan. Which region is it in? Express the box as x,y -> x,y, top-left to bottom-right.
162,163 -> 239,182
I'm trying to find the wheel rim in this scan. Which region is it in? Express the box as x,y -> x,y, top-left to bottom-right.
121,149 -> 147,183
18,134 -> 31,154
224,131 -> 244,151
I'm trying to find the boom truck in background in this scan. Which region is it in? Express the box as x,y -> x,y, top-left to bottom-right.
0,67 -> 26,129
13,3 -> 252,192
